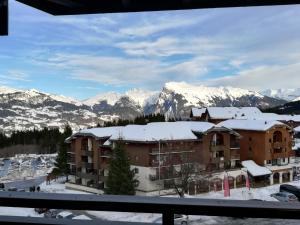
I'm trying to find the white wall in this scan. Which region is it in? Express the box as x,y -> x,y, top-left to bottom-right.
131,165 -> 162,192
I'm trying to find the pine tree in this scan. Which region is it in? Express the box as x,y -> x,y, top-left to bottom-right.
54,125 -> 72,180
105,139 -> 137,195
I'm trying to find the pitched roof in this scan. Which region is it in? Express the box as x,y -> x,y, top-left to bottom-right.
218,119 -> 286,131
67,126 -> 123,141
191,108 -> 206,117
206,107 -> 262,120
110,121 -> 215,142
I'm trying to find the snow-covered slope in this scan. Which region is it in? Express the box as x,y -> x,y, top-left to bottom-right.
261,88 -> 300,102
0,89 -> 118,135
153,82 -> 285,118
83,89 -> 159,108
0,86 -> 19,94
163,82 -> 264,106
83,92 -> 122,106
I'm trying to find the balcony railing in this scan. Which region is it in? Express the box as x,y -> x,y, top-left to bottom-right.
100,150 -> 111,158
0,192 -> 300,225
81,149 -> 93,157
81,162 -> 94,169
76,172 -> 97,180
230,143 -> 240,149
272,142 -> 285,149
210,144 -> 226,152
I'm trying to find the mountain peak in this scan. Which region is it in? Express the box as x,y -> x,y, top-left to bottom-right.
261,88 -> 300,101
0,86 -> 19,94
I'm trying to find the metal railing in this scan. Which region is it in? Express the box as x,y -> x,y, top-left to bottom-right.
1,192 -> 300,225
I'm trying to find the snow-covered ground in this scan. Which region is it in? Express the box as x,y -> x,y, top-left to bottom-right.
1,175 -> 300,224
0,154 -> 56,183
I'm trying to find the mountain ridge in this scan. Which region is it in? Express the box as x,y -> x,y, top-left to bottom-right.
0,82 -> 287,134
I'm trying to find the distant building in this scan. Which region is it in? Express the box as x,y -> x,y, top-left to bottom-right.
190,107 -> 262,124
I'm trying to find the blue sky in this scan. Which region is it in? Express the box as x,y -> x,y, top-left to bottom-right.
0,2 -> 300,100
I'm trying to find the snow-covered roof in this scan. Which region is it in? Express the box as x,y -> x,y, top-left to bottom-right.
293,139 -> 300,151
218,119 -> 286,131
206,107 -> 262,120
295,126 -> 300,133
109,121 -> 215,142
242,160 -> 271,177
191,108 -> 206,117
69,126 -> 124,140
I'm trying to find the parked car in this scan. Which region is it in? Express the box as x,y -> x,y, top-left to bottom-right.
34,208 -> 49,214
280,184 -> 300,201
56,211 -> 75,219
44,209 -> 59,218
72,215 -> 92,220
0,183 -> 5,189
17,189 -> 25,192
7,187 -> 17,191
271,192 -> 298,202
174,214 -> 188,225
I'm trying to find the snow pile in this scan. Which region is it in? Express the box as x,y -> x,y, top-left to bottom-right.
242,160 -> 272,177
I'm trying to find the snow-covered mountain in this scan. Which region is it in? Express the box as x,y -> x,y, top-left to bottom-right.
0,83 -> 286,134
152,82 -> 286,118
83,89 -> 159,108
261,89 -> 300,102
0,87 -> 118,135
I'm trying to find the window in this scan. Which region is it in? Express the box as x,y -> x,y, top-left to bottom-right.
273,131 -> 283,142
249,147 -> 252,152
249,137 -> 252,142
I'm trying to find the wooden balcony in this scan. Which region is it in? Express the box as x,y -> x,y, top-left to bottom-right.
272,142 -> 285,149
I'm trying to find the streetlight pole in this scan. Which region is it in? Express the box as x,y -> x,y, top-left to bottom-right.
158,139 -> 161,196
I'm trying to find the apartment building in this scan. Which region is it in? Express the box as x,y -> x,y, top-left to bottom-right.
218,119 -> 296,185
66,126 -> 123,193
66,121 -> 241,194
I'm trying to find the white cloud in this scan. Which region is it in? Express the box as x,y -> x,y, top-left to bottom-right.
0,70 -> 30,82
206,63 -> 300,91
117,37 -> 223,57
119,14 -> 211,37
33,53 -> 214,88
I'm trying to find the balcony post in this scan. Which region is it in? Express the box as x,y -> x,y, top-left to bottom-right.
0,0 -> 8,35
162,211 -> 174,225
290,170 -> 293,182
